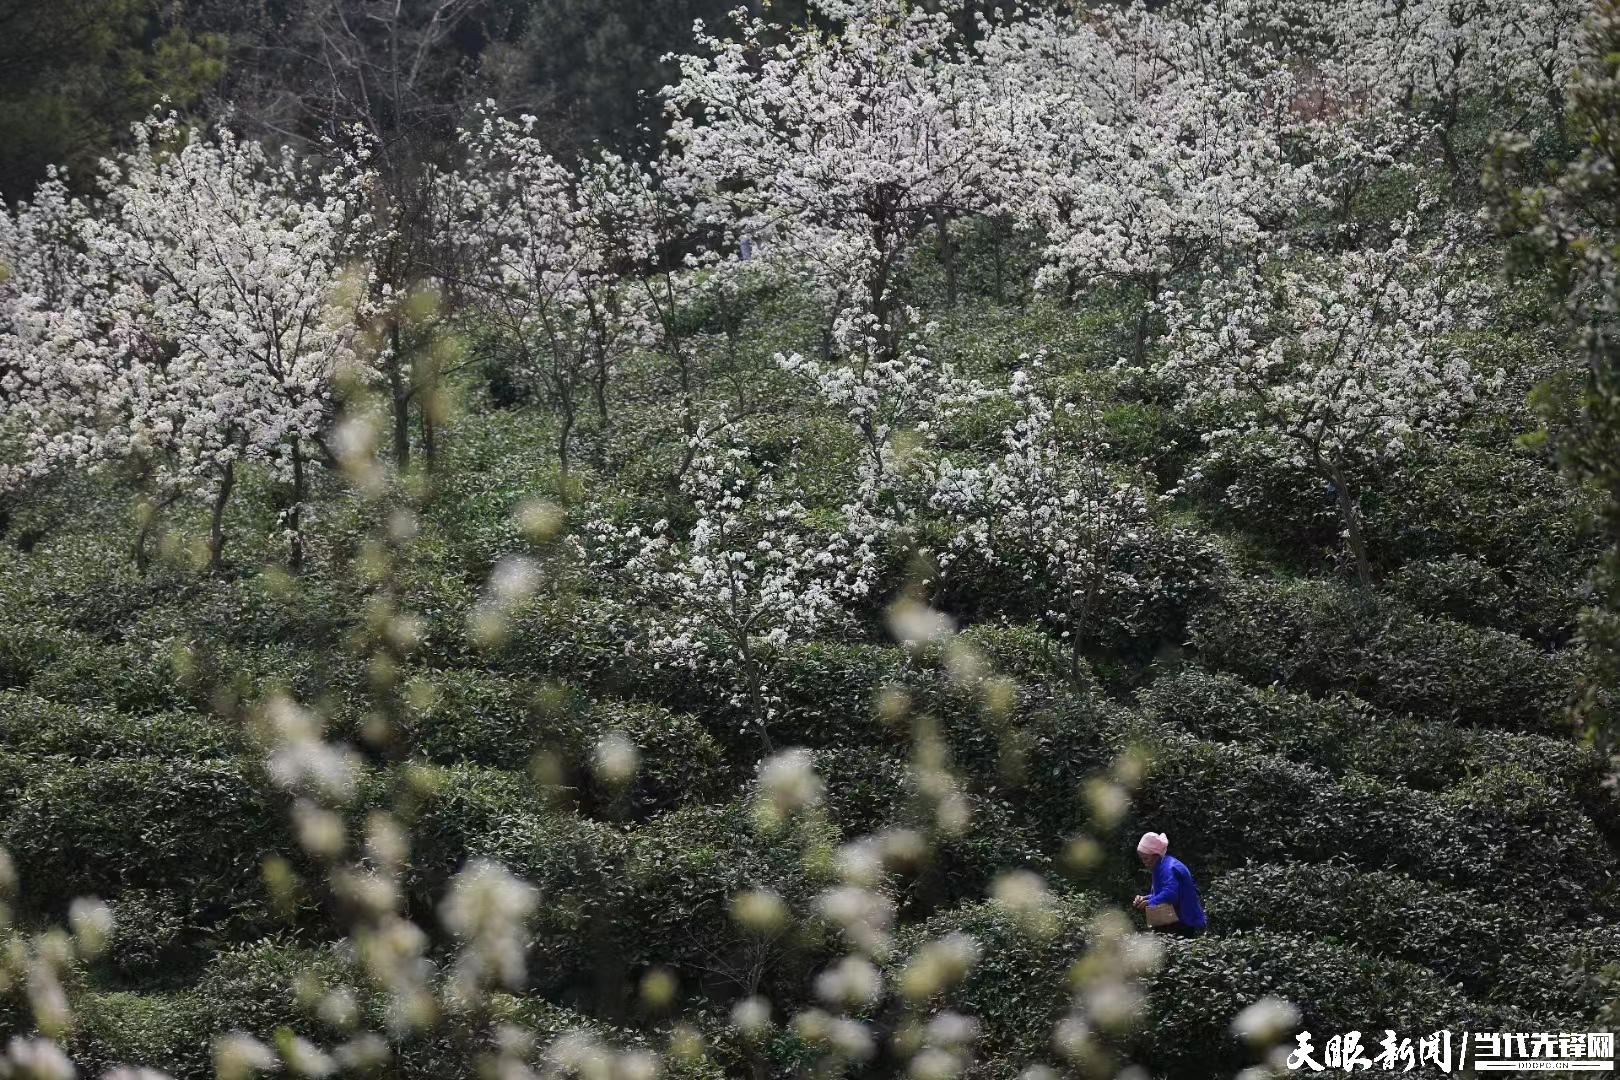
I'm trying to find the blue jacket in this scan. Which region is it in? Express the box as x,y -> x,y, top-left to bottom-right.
1145,853 -> 1206,929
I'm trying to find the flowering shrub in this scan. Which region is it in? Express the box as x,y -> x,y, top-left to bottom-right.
584,432 -> 877,749
932,369 -> 1211,677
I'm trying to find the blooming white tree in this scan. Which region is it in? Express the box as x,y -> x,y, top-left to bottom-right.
86,116 -> 370,570
1159,237 -> 1482,588
931,369 -> 1182,682
568,148 -> 743,491
665,0 -> 1000,363
0,172 -> 127,494
587,431 -> 877,750
975,2 -> 1310,361
1280,0 -> 1585,178
448,109 -> 648,476
3,118 -> 369,571
775,310 -> 989,533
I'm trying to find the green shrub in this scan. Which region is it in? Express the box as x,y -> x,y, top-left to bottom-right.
769,641 -> 906,749
17,634 -> 228,715
69,990 -> 214,1079
398,762 -> 592,892
575,701 -> 733,816
1182,440 -> 1344,572
1136,667 -> 1617,817
396,669 -> 559,769
396,763 -> 633,988
1387,554 -> 1577,644
1364,445 -> 1597,586
1138,931 -> 1529,1078
2,755 -> 289,929
615,801 -> 836,995
931,685 -> 1130,832
65,943 -> 345,1077
810,743 -> 910,836
0,750 -> 34,819
397,686 -> 733,813
103,888 -> 197,980
496,594 -> 667,699
957,622 -> 1083,684
69,944 -> 686,1080
1207,863 -> 1619,1024
0,619 -> 73,690
929,519 -> 1216,663
1189,578 -> 1576,733
0,691 -> 242,760
887,895 -> 1097,1071
1138,666 -> 1452,785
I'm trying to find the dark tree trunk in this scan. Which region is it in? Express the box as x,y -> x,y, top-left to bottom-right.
557,409 -> 575,479
1328,461 -> 1373,590
936,210 -> 957,309
991,218 -> 1006,303
389,321 -> 412,469
1438,89 -> 1462,179
1133,272 -> 1162,367
132,490 -> 182,574
421,399 -> 438,470
209,460 -> 236,573
288,441 -> 306,573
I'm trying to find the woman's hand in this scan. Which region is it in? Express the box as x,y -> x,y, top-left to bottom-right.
1131,894 -> 1147,910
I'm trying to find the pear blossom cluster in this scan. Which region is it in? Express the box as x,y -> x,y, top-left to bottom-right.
775,309 -> 987,512
1,115 -> 372,567
1,0 -> 1581,578
585,431 -> 878,748
975,2 -> 1311,327
0,173 -> 119,489
1276,0 -> 1585,176
931,368 -> 1187,677
665,0 -> 1001,355
447,109 -> 651,473
1159,237 -> 1485,586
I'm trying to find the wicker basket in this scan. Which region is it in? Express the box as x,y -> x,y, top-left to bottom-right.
1145,902 -> 1179,927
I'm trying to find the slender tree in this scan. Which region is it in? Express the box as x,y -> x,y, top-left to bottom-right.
447,110 -> 645,478
81,116 -> 372,570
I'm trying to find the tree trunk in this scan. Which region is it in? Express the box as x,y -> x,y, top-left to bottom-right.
133,521 -> 153,575
1328,462 -> 1373,590
209,460 -> 236,573
991,218 -> 1006,303
936,210 -> 957,309
132,490 -> 181,574
287,442 -> 306,573
1133,272 -> 1162,367
557,410 -> 575,479
593,353 -> 610,426
1069,634 -> 1087,687
389,321 -> 411,470
421,399 -> 438,470
738,637 -> 773,754
1438,93 -> 1462,179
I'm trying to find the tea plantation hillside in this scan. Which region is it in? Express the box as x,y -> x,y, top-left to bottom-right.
1,274 -> 1617,1076
3,0 -> 1620,1077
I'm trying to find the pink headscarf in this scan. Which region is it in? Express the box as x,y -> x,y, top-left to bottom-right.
1137,831 -> 1169,856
